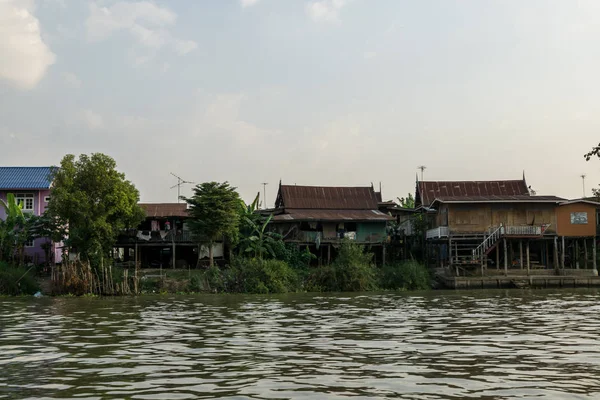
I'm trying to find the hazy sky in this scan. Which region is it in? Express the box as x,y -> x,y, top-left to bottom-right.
2,0 -> 600,205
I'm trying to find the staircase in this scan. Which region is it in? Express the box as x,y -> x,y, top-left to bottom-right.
471,225 -> 504,264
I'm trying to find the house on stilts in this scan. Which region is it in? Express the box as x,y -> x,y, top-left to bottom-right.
267,183 -> 394,265
416,174 -> 600,287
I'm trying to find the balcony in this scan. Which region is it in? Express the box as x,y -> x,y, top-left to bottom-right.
426,226 -> 449,239
117,230 -> 195,244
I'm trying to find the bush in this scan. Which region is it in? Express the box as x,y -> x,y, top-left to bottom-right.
0,262 -> 40,295
309,240 -> 378,292
231,258 -> 299,294
380,260 -> 430,290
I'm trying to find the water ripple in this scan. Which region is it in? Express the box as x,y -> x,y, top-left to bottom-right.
2,290 -> 600,399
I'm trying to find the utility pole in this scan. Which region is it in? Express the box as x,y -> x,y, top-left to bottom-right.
417,165 -> 427,181
170,173 -> 194,203
581,174 -> 587,198
261,182 -> 268,209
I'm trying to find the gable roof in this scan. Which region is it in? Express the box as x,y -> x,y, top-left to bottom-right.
416,179 -> 529,206
0,167 -> 53,190
559,199 -> 600,206
140,203 -> 189,218
275,185 -> 379,210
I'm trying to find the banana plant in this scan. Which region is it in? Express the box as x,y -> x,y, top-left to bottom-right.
0,194 -> 26,263
241,214 -> 281,259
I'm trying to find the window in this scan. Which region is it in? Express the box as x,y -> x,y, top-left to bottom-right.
25,239 -> 34,248
44,196 -> 50,203
571,212 -> 588,225
14,193 -> 34,212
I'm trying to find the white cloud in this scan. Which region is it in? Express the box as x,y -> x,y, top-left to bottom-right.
81,109 -> 104,130
363,51 -> 376,59
63,72 -> 82,88
306,0 -> 348,23
86,1 -> 197,57
0,0 -> 56,89
241,0 -> 259,7
173,39 -> 198,55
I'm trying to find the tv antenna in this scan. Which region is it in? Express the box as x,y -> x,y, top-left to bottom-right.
417,165 -> 427,181
261,182 -> 268,209
581,174 -> 587,198
170,172 -> 194,203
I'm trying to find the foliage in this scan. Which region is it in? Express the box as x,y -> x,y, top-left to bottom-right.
239,214 -> 283,259
0,262 -> 39,295
309,240 -> 378,292
584,144 -> 600,161
47,153 -> 144,268
182,182 -> 241,266
397,193 -> 415,208
380,260 -> 430,290
0,194 -> 45,265
230,258 -> 299,294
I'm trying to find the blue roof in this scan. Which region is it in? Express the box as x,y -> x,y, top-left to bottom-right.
0,167 -> 54,190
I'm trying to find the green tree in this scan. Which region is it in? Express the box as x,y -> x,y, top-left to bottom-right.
47,153 -> 144,268
0,194 -> 25,263
584,145 -> 600,198
397,193 -> 415,208
182,182 -> 241,267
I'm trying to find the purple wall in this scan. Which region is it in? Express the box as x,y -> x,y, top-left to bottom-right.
0,189 -> 53,264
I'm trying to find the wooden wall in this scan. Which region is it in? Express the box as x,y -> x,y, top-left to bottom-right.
556,203 -> 597,237
446,203 -> 557,233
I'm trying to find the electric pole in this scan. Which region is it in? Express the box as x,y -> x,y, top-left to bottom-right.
581,174 -> 587,198
417,165 -> 427,181
261,182 -> 268,209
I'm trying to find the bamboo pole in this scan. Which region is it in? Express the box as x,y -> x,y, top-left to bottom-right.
504,238 -> 508,276
519,241 -> 523,270
526,241 -> 530,275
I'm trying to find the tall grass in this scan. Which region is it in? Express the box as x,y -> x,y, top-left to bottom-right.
0,262 -> 40,295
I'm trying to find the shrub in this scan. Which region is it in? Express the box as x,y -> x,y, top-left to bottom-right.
0,262 -> 40,295
232,258 -> 299,294
309,240 -> 378,292
380,260 -> 430,290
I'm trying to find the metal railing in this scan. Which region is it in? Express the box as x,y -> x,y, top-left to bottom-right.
472,225 -> 504,261
426,226 -> 449,239
504,225 -> 543,236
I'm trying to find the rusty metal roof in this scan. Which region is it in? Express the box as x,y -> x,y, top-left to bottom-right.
432,195 -> 565,204
272,209 -> 394,222
276,185 -> 379,209
418,179 -> 529,206
140,203 -> 189,218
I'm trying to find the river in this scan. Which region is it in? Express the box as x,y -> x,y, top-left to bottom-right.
2,290 -> 600,399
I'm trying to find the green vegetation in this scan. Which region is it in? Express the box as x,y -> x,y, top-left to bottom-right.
0,262 -> 39,295
182,182 -> 241,266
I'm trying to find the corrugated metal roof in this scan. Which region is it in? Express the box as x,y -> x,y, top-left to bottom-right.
559,199 -> 600,206
277,185 -> 379,209
0,167 -> 53,189
432,195 -> 565,204
272,209 -> 394,222
418,179 -> 529,206
140,203 -> 189,218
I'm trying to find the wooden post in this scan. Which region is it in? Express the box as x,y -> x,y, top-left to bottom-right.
594,238 -> 597,271
328,244 -> 332,265
519,241 -> 523,270
561,236 -> 565,268
496,245 -> 500,270
449,238 -> 453,265
576,240 -> 580,269
135,242 -> 138,269
545,241 -> 549,269
554,236 -> 559,270
172,242 -> 176,269
526,241 -> 530,275
584,239 -> 588,269
503,238 -> 508,276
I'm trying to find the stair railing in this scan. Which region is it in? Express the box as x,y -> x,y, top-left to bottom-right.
472,224 -> 504,262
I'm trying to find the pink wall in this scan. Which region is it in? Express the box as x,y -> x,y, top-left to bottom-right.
0,189 -> 54,264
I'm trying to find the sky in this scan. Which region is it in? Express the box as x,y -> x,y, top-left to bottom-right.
2,0 -> 600,206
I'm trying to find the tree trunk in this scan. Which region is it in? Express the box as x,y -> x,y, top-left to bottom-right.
209,241 -> 214,267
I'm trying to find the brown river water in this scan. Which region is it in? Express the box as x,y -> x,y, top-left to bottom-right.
2,290 -> 600,399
